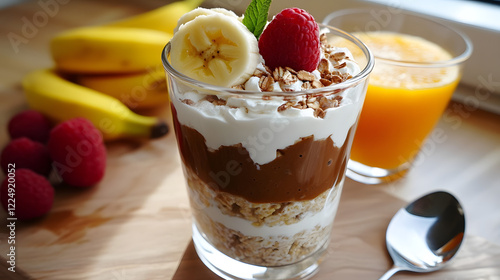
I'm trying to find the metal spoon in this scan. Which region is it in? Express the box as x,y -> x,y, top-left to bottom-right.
379,191 -> 465,280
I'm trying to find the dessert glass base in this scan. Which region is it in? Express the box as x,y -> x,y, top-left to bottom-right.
346,160 -> 410,185
193,223 -> 327,280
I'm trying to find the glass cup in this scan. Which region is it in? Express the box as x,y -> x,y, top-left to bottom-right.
323,9 -> 473,184
162,24 -> 373,280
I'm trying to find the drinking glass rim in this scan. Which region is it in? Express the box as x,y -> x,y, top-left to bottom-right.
323,8 -> 474,68
161,24 -> 374,97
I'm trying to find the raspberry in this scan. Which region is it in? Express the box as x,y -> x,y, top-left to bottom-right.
8,110 -> 52,143
1,137 -> 52,176
48,118 -> 106,187
258,8 -> 321,72
1,169 -> 54,220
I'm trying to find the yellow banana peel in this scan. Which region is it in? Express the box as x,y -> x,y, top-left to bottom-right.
75,66 -> 169,110
23,69 -> 169,141
107,0 -> 204,34
26,0 -> 206,137
51,26 -> 172,74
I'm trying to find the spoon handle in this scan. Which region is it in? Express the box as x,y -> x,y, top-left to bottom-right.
378,265 -> 403,280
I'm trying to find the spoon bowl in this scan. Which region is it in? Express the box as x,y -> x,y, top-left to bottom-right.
379,191 -> 465,280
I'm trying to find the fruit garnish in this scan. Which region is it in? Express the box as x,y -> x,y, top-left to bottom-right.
242,0 -> 272,39
169,13 -> 259,87
258,8 -> 321,72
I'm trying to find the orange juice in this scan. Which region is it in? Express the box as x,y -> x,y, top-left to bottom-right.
347,32 -> 460,170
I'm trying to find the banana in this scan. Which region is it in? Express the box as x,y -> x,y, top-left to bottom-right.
107,0 -> 204,34
75,66 -> 169,110
169,13 -> 259,87
173,7 -> 240,33
51,26 -> 172,74
23,69 -> 169,141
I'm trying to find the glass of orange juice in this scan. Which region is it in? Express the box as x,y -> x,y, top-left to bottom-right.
324,9 -> 472,184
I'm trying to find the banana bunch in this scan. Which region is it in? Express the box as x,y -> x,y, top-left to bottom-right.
74,66 -> 168,110
106,0 -> 204,32
51,26 -> 172,74
23,0 -> 203,140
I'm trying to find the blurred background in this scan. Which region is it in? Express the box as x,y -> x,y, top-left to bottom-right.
1,0 -> 499,115
214,0 -> 500,115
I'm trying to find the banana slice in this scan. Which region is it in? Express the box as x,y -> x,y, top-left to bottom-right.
173,7 -> 240,33
169,13 -> 259,87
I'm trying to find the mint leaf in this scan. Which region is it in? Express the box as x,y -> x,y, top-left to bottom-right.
242,0 -> 272,39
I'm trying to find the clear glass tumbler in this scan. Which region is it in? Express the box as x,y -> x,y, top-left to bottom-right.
162,24 -> 373,280
324,9 -> 473,184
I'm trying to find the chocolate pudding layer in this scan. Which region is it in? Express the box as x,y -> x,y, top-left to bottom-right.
173,117 -> 354,204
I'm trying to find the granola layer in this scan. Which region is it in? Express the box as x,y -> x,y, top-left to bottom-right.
186,164 -> 342,227
186,166 -> 342,266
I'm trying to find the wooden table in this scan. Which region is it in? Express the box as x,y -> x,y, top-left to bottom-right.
1,1 -> 499,279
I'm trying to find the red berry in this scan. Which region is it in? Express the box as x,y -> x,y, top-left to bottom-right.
48,118 -> 106,187
8,110 -> 52,143
258,8 -> 321,72
1,137 -> 52,176
1,169 -> 54,220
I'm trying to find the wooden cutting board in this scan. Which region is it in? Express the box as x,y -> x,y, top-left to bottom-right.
1,1 -> 500,280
